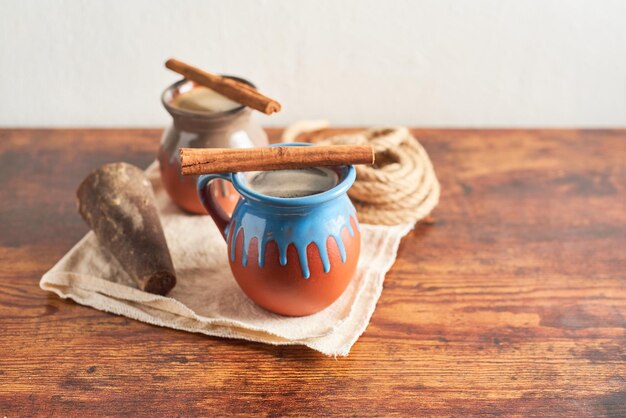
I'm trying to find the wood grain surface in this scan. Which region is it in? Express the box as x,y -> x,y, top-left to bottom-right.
0,128 -> 625,417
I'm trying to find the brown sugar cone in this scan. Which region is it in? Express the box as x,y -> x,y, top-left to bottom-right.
76,163 -> 176,295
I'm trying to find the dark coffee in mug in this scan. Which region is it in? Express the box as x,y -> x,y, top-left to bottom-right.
247,167 -> 339,198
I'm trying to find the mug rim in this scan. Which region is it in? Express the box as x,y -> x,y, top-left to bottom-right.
162,76 -> 252,119
231,143 -> 357,207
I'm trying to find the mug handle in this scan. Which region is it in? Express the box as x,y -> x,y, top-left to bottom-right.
197,173 -> 233,241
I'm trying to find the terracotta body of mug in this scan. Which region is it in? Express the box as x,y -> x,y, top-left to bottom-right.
197,145 -> 361,316
159,78 -> 268,214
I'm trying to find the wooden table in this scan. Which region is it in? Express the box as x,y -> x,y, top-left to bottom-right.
1,129 -> 625,416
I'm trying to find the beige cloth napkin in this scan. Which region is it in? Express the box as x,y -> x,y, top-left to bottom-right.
40,163 -> 414,356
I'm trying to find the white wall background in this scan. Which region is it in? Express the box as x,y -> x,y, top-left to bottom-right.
1,0 -> 625,127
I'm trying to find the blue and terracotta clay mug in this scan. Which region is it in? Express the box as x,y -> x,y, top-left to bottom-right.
197,144 -> 361,316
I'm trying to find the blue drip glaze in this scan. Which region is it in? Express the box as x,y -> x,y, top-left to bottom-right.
229,197 -> 358,278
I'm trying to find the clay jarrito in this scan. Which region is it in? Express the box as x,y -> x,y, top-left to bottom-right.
196,144 -> 361,316
158,77 -> 268,215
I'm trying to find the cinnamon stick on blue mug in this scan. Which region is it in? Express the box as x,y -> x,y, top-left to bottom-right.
179,145 -> 375,176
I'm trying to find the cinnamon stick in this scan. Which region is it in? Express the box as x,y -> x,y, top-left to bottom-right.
165,58 -> 281,115
179,145 -> 375,176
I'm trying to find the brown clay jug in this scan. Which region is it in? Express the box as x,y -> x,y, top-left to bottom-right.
158,78 -> 268,214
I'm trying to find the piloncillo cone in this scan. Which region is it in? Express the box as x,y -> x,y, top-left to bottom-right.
77,162 -> 176,295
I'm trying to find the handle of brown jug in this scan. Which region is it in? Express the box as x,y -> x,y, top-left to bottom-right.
197,173 -> 233,240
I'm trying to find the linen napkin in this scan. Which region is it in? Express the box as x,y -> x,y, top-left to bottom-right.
40,163 -> 414,356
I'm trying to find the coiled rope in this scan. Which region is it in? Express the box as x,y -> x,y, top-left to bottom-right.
284,124 -> 440,226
